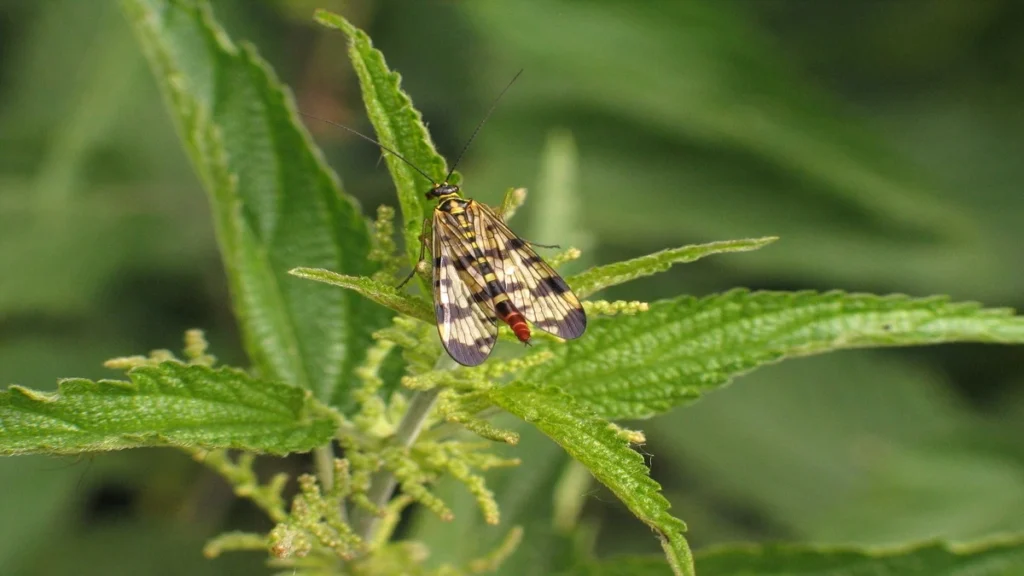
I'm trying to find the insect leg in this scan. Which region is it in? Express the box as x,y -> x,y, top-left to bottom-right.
521,240 -> 560,249
396,217 -> 432,289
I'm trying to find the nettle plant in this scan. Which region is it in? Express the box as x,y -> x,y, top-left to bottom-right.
4,2 -> 1024,575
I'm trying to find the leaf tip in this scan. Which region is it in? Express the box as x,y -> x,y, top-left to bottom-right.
287,267 -> 330,281
103,356 -> 151,370
313,9 -> 355,36
8,384 -> 56,402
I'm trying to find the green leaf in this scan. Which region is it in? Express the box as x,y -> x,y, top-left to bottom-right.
695,538 -> 1024,575
568,237 -> 777,299
490,383 -> 693,576
289,267 -> 433,323
0,362 -> 336,455
314,9 -> 452,278
121,0 -> 386,409
523,290 -> 1024,420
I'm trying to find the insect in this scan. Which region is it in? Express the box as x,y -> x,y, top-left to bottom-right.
402,181 -> 587,365
304,73 -> 586,365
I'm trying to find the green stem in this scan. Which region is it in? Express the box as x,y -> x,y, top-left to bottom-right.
356,387 -> 440,540
314,444 -> 342,521
314,445 -> 336,492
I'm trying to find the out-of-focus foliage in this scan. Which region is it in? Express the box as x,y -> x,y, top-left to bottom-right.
2,0 -> 1023,574
561,537 -> 1024,576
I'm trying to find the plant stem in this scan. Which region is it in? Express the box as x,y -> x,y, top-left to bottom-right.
356,387 -> 441,540
314,445 -> 336,492
314,444 -> 343,522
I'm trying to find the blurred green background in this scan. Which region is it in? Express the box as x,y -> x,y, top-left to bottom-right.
3,0 -> 1024,573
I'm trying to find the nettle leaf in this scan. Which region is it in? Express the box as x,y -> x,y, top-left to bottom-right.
490,383 -> 693,576
695,538 -> 1024,576
0,362 -> 336,456
569,237 -> 777,299
315,9 -> 451,280
290,267 -> 433,323
524,290 -> 1024,420
122,0 -> 387,410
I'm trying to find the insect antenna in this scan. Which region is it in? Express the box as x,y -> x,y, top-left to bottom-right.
444,69 -> 523,183
299,112 -> 437,184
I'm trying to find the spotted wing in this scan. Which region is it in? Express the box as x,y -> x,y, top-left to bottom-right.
469,201 -> 587,340
431,210 -> 499,366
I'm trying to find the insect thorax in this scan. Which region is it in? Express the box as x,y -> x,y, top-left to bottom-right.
436,196 -> 469,215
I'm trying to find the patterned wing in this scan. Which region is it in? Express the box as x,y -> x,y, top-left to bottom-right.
468,201 -> 587,340
431,210 -> 498,366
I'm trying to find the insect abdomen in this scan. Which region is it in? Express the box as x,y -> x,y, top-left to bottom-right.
494,300 -> 530,343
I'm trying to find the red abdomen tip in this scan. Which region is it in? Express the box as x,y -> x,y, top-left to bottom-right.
507,313 -> 531,343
